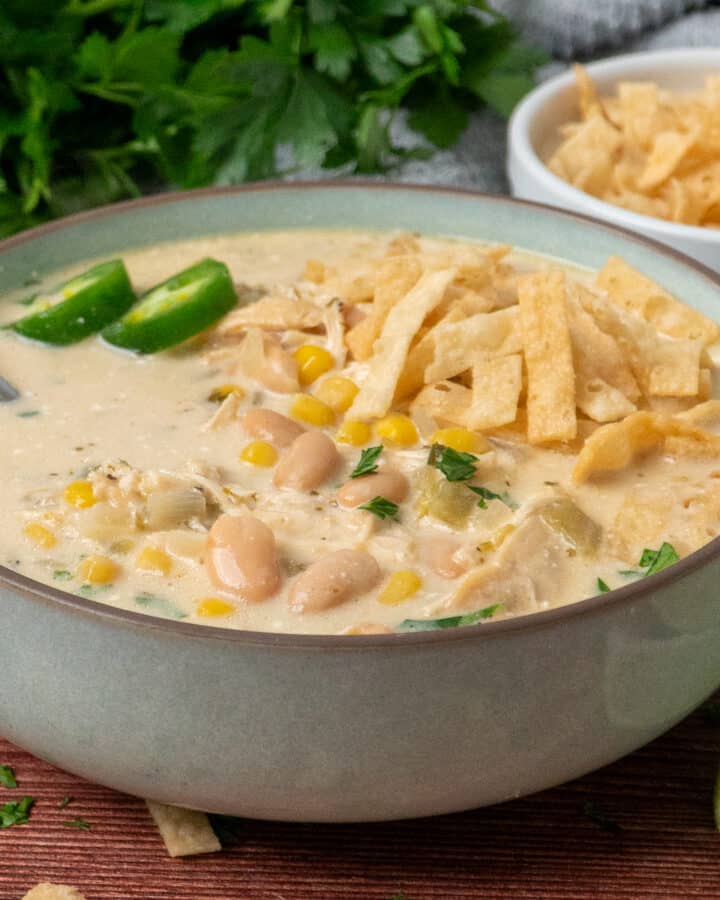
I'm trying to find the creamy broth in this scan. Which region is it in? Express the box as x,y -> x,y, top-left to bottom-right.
1,231 -> 718,635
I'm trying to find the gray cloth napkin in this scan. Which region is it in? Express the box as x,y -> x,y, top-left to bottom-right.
385,0 -> 720,194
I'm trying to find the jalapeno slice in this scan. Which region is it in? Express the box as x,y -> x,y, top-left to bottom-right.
11,259 -> 135,345
101,258 -> 237,353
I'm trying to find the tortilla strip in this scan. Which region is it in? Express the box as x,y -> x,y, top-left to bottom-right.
572,411 -> 720,482
347,268 -> 456,420
146,800 -> 221,858
467,354 -> 523,430
423,307 -> 521,384
218,293 -> 324,333
395,306 -> 465,401
678,399 -> 720,430
579,288 -> 703,397
345,254 -> 422,361
412,380 -> 471,427
22,886 -> 86,900
595,256 -> 718,345
566,288 -> 641,401
575,375 -> 637,423
518,270 -> 577,444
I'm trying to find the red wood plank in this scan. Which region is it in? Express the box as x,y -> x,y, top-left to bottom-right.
2,694 -> 719,900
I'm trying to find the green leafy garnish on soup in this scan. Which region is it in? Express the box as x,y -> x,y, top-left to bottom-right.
468,485 -> 518,510
428,445 -> 477,482
397,604 -> 500,632
596,578 -> 610,594
350,446 -> 383,479
639,542 -> 679,575
358,496 -> 399,520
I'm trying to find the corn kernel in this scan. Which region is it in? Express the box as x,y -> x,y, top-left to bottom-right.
378,570 -> 422,606
290,394 -> 335,427
64,480 -> 97,509
77,555 -> 118,585
23,522 -> 57,549
375,414 -> 418,447
336,419 -> 372,446
314,376 -> 359,413
431,428 -> 489,454
293,345 -> 335,386
136,545 -> 173,576
196,597 -> 236,617
208,383 -> 245,403
240,440 -> 278,467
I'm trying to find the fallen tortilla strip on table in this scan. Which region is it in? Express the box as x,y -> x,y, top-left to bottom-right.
146,800 -> 222,858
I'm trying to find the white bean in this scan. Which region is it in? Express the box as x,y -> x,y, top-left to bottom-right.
206,513 -> 281,602
336,470 -> 409,508
274,431 -> 340,491
289,549 -> 381,613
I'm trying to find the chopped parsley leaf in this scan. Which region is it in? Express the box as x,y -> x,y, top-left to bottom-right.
429,444 -> 477,482
17,410 -> 40,418
640,542 -> 679,576
582,800 -> 622,834
58,795 -> 74,810
0,765 -> 17,789
0,796 -> 34,828
350,446 -> 383,479
596,578 -> 610,594
135,593 -> 187,620
63,816 -> 91,830
398,604 -> 500,632
79,584 -> 112,598
358,496 -> 399,520
619,569 -> 643,578
53,570 -> 72,581
468,485 -> 518,510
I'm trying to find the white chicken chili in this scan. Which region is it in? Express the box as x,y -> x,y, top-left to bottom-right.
1,230 -> 719,635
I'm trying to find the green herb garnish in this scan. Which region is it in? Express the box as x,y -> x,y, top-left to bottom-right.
58,795 -> 74,810
468,485 -> 518,510
350,446 -> 383,479
135,593 -> 187,620
79,584 -> 112,598
53,570 -> 72,581
429,444 -> 477,482
0,797 -> 34,829
16,410 -> 40,418
582,800 -> 622,834
398,604 -> 500,632
358,496 -> 399,520
596,578 -> 610,594
63,816 -> 91,831
639,542 -> 679,575
0,765 -> 17,789
0,5 -> 544,238
618,543 -> 679,580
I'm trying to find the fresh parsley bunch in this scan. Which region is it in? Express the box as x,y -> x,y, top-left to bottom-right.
0,0 -> 545,237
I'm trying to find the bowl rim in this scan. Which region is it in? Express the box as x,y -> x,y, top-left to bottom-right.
508,47 -> 720,244
2,178 -> 720,649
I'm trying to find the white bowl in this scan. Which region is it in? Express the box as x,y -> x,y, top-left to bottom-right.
507,49 -> 720,272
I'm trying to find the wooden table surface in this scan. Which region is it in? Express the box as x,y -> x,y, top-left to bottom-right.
2,693 -> 719,900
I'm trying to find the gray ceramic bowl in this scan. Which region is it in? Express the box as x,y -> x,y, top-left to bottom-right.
2,183 -> 720,822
